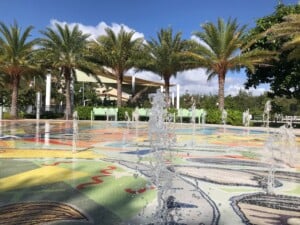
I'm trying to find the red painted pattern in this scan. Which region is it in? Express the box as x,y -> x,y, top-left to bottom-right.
77,175 -> 104,190
100,166 -> 117,175
25,138 -> 71,146
76,165 -> 117,190
125,186 -> 155,194
42,161 -> 73,166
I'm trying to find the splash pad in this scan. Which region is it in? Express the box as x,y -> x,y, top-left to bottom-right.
0,112 -> 299,224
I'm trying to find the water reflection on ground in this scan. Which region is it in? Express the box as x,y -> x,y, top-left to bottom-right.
0,120 -> 299,225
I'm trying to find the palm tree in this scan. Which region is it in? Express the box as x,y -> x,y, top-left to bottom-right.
90,26 -> 144,107
143,28 -> 193,100
0,22 -> 38,119
192,18 -> 276,111
268,14 -> 300,60
39,23 -> 91,119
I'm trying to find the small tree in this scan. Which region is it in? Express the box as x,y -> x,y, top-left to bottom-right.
39,23 -> 91,119
90,26 -> 145,107
191,18 -> 276,111
0,22 -> 38,118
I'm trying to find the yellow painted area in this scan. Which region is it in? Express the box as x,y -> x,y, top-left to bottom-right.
0,149 -> 104,159
0,140 -> 15,148
0,166 -> 88,191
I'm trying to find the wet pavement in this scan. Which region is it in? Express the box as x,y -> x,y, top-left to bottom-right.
0,120 -> 299,225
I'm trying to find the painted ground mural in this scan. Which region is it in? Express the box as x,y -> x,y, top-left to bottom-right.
0,119 -> 299,225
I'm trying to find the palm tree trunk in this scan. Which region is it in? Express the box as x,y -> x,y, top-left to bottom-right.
218,72 -> 225,111
10,75 -> 20,119
116,73 -> 123,107
164,76 -> 170,103
64,69 -> 72,120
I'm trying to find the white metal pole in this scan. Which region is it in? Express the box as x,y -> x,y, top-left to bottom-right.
132,74 -> 135,95
45,73 -> 51,111
171,91 -> 174,107
82,82 -> 85,105
176,84 -> 180,109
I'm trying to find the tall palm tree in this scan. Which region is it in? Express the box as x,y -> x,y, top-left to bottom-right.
0,22 -> 38,119
192,18 -> 276,111
144,28 -> 193,99
90,26 -> 144,107
39,23 -> 91,119
268,14 -> 300,60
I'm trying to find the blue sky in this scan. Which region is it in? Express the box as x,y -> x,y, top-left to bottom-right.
0,0 -> 299,96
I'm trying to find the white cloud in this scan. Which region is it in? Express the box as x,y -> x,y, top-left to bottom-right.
49,19 -> 144,41
191,35 -> 211,50
171,68 -> 218,95
129,68 -> 268,97
225,72 -> 268,96
130,68 -> 218,96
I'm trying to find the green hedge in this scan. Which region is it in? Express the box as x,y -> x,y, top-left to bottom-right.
76,106 -> 93,120
206,109 -> 221,124
118,107 -> 133,121
226,109 -> 243,126
205,109 -> 243,126
75,106 -> 245,125
76,106 -> 134,121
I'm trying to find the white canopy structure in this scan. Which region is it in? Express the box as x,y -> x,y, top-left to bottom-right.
75,70 -> 170,102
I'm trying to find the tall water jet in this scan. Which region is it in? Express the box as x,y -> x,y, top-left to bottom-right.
263,100 -> 271,129
122,111 -> 131,148
221,109 -> 227,133
148,90 -> 176,224
243,109 -> 251,135
264,122 -> 298,194
44,121 -> 50,147
72,111 -> 79,153
201,110 -> 207,126
190,102 -> 196,147
265,136 -> 276,194
242,109 -> 251,127
277,123 -> 297,167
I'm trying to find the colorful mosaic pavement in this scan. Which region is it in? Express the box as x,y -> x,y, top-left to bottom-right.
0,120 -> 299,225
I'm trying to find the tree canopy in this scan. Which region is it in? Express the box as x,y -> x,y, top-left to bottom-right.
191,18 -> 275,111
90,26 -> 145,107
0,22 -> 38,118
38,23 -> 91,119
244,4 -> 300,99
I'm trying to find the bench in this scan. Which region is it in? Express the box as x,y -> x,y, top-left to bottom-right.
131,108 -> 150,121
91,107 -> 118,121
282,116 -> 300,123
177,108 -> 206,123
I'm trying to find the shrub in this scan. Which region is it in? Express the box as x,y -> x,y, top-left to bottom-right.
24,113 -> 36,119
3,112 -> 12,119
76,106 -> 93,120
206,109 -> 221,124
226,109 -> 243,126
118,107 -> 133,121
40,111 -> 64,119
205,109 -> 243,126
